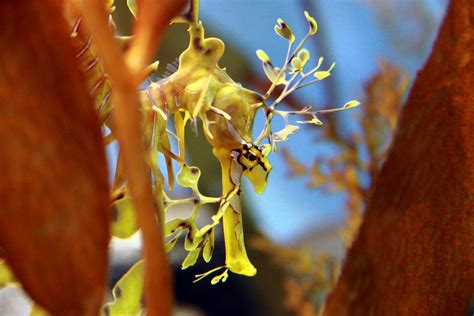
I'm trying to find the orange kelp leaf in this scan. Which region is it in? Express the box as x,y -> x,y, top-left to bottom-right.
0,2 -> 110,315
325,1 -> 474,315
77,1 -> 187,315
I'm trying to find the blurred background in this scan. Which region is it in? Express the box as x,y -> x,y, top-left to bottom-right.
0,0 -> 450,315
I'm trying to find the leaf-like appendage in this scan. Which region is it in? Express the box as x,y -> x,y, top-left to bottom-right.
29,304 -> 48,316
165,218 -> 187,237
0,260 -> 14,287
274,18 -> 295,43
165,231 -> 182,252
211,269 -> 229,285
202,229 -> 215,263
298,49 -> 310,64
102,261 -> 144,316
256,50 -> 286,85
273,124 -> 300,142
291,49 -> 310,73
111,196 -> 139,239
182,248 -> 201,269
314,62 -> 336,80
256,49 -> 271,63
304,11 -> 318,35
297,117 -> 323,125
343,100 -> 361,109
314,71 -> 331,80
176,165 -> 201,190
127,0 -> 137,17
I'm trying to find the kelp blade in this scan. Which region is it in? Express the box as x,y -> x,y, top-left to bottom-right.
0,2 -> 110,315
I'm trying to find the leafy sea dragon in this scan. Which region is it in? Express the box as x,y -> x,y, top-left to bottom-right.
138,0 -> 273,279
63,0 -> 359,290
0,1 -> 361,315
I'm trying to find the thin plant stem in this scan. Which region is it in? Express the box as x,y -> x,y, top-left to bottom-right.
77,1 -> 173,315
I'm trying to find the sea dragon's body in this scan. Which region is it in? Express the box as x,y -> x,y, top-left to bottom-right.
61,0 -> 357,289
139,22 -> 271,277
63,1 -> 271,279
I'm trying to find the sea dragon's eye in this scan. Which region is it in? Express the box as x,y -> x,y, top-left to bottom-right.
234,144 -> 272,194
247,152 -> 257,161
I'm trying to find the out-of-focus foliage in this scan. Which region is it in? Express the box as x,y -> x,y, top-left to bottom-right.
282,61 -> 408,247
364,0 -> 449,58
325,1 -> 474,312
251,237 -> 338,316
252,61 -> 408,315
